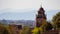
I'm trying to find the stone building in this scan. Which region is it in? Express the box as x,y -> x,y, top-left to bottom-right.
36,6 -> 46,28
8,23 -> 22,34
36,6 -> 59,34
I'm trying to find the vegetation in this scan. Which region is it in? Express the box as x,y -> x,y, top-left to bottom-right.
0,12 -> 60,34
32,21 -> 53,34
0,24 -> 9,34
32,27 -> 40,34
52,12 -> 60,30
45,21 -> 53,31
20,26 -> 32,34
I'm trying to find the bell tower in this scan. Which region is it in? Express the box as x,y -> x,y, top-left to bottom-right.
36,6 -> 46,28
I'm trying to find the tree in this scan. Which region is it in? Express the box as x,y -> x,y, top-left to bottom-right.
32,27 -> 41,34
52,12 -> 60,30
0,25 -> 9,34
20,26 -> 31,34
45,21 -> 53,31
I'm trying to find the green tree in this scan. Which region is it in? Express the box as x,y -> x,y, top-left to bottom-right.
52,12 -> 60,30
0,25 -> 9,34
20,26 -> 31,34
32,27 -> 40,34
45,21 -> 53,31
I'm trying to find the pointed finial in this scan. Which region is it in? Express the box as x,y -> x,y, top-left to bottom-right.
40,0 -> 42,8
40,5 -> 42,8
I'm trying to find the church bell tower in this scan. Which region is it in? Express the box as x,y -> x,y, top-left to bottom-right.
36,6 -> 46,28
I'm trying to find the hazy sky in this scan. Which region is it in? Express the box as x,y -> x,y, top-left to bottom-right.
0,0 -> 60,20
0,0 -> 60,11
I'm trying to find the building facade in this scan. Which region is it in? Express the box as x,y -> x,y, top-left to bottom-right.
36,6 -> 46,28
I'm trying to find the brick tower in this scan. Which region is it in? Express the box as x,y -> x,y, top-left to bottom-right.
36,6 -> 46,28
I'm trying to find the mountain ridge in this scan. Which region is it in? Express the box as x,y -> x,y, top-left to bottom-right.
0,9 -> 60,20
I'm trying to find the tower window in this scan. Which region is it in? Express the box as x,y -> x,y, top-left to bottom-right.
37,16 -> 42,18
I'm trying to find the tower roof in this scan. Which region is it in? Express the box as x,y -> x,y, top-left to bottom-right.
38,6 -> 45,14
39,6 -> 44,11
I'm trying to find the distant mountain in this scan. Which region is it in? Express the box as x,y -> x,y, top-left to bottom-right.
0,9 -> 36,20
0,9 -> 60,28
0,20 -> 35,28
0,9 -> 60,20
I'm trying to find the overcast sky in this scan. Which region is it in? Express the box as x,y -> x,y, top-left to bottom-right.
0,0 -> 60,11
0,0 -> 60,20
